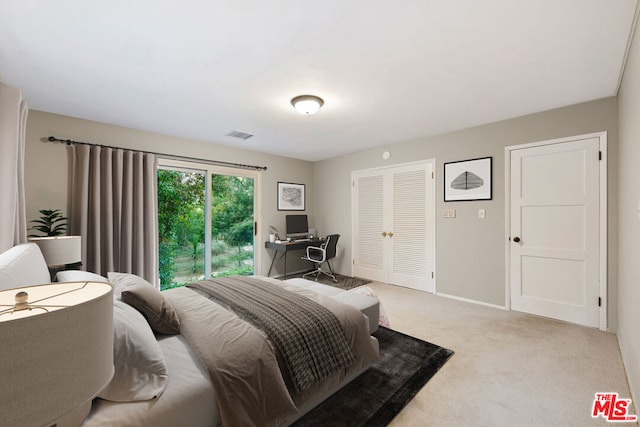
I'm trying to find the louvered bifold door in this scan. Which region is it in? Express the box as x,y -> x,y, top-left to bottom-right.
352,161 -> 435,292
353,173 -> 387,282
389,163 -> 434,292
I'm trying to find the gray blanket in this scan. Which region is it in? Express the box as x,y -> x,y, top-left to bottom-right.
188,276 -> 355,392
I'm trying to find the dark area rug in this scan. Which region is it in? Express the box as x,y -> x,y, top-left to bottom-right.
292,327 -> 454,427
285,272 -> 371,290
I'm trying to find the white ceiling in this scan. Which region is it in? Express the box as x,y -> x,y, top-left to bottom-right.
0,1 -> 638,161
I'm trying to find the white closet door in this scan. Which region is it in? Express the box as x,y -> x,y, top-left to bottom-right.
510,137 -> 600,327
353,172 -> 387,282
389,163 -> 434,292
352,161 -> 435,292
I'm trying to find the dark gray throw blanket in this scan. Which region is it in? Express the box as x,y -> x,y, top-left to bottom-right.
188,276 -> 355,392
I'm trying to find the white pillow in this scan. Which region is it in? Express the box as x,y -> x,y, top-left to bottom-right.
55,270 -> 109,283
98,299 -> 169,402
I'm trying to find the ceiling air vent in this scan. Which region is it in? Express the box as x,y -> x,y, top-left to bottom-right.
227,130 -> 254,140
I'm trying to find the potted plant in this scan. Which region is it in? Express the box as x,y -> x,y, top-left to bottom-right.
28,209 -> 82,272
29,209 -> 67,236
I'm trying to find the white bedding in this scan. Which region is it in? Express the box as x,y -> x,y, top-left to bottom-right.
83,334 -> 219,427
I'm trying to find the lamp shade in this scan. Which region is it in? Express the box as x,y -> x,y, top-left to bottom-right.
291,95 -> 324,115
29,236 -> 82,266
0,281 -> 113,427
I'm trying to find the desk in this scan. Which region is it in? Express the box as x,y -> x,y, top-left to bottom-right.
265,238 -> 325,279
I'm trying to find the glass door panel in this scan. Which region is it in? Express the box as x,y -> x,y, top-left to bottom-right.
157,168 -> 206,290
210,174 -> 255,277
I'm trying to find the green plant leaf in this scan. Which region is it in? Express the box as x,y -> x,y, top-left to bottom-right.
29,209 -> 67,236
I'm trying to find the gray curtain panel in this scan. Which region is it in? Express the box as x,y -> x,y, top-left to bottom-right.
0,83 -> 28,253
68,144 -> 159,285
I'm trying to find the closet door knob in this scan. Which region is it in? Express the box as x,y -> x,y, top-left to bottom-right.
513,236 -> 521,243
388,232 -> 394,237
381,231 -> 387,237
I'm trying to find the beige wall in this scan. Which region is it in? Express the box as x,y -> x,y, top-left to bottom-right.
24,110 -> 314,277
617,20 -> 640,407
314,97 -> 619,328
25,99 -> 622,332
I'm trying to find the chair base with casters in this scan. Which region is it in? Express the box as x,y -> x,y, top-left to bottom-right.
301,234 -> 340,283
303,259 -> 337,282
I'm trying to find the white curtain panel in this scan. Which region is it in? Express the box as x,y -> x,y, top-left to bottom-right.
68,144 -> 159,285
0,83 -> 28,253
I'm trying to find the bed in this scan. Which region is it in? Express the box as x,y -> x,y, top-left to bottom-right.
0,243 -> 380,427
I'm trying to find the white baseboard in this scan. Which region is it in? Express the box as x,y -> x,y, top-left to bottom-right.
435,292 -> 508,311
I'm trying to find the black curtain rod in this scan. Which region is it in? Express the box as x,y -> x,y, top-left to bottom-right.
47,136 -> 268,171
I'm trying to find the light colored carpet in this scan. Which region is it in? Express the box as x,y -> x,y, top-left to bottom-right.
366,282 -> 636,427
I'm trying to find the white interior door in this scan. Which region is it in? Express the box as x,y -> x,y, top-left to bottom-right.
353,161 -> 435,292
509,136 -> 601,328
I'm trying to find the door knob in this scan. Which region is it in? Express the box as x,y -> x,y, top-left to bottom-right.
513,236 -> 521,243
381,231 -> 387,237
388,232 -> 394,237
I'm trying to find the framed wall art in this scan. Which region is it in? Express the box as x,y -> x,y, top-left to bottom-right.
444,157 -> 492,201
277,182 -> 305,210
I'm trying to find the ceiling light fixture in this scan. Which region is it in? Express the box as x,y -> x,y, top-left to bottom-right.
291,95 -> 324,115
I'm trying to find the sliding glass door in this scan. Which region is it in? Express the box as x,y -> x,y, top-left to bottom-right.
157,160 -> 259,290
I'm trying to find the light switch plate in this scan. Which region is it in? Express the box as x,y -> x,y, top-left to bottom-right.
443,208 -> 456,218
478,208 -> 486,219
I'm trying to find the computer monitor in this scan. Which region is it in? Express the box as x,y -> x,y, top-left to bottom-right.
286,214 -> 308,238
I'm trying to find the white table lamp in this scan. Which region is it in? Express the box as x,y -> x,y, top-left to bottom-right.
0,281 -> 113,427
28,236 -> 82,267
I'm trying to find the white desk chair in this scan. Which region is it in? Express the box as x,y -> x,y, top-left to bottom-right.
301,234 -> 340,282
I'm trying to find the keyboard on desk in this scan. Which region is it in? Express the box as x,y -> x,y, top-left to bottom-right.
292,238 -> 311,242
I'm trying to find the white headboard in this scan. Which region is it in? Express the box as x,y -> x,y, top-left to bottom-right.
0,243 -> 50,290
